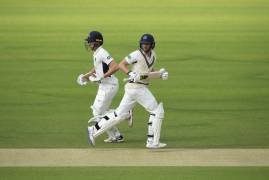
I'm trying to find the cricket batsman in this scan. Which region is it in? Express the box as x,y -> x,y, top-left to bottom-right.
87,33 -> 169,148
77,31 -> 132,143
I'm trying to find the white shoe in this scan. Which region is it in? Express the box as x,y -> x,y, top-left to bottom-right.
87,126 -> 95,146
127,109 -> 133,128
104,135 -> 124,143
146,142 -> 167,149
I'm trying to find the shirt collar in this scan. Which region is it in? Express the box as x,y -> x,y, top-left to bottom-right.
93,46 -> 102,56
140,49 -> 153,59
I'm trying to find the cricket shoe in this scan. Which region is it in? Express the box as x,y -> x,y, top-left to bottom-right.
104,135 -> 124,143
146,142 -> 167,149
87,126 -> 95,146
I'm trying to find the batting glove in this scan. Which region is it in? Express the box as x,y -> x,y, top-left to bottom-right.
77,74 -> 88,86
128,71 -> 140,82
159,68 -> 169,80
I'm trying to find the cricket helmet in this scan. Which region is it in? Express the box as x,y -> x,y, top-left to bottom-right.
85,31 -> 103,45
139,33 -> 155,49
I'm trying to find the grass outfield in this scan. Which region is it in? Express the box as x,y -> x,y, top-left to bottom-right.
0,0 -> 269,148
0,167 -> 269,180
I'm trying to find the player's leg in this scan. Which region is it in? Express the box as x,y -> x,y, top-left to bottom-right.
87,88 -> 136,145
136,87 -> 166,148
100,83 -> 124,143
95,88 -> 136,137
90,88 -> 115,140
90,83 -> 122,141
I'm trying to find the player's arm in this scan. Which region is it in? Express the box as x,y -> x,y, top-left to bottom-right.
82,67 -> 96,80
119,59 -> 142,82
77,67 -> 95,86
118,59 -> 130,75
103,60 -> 119,78
119,51 -> 138,75
119,51 -> 143,82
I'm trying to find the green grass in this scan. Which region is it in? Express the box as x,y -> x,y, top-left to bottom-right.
1,167 -> 269,180
0,0 -> 269,148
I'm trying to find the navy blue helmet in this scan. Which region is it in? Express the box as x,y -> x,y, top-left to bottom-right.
139,34 -> 155,49
85,31 -> 103,45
